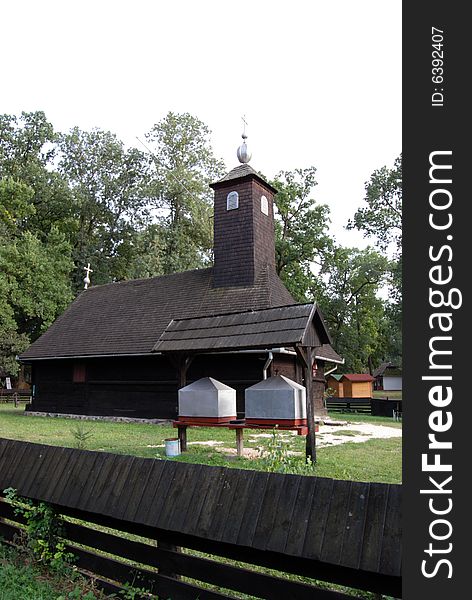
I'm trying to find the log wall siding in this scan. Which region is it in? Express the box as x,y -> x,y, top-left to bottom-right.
0,439 -> 402,598
343,381 -> 373,399
326,377 -> 344,398
31,351 -> 326,419
31,353 -> 272,419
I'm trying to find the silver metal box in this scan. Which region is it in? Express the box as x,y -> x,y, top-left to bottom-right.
178,377 -> 237,422
245,375 -> 307,424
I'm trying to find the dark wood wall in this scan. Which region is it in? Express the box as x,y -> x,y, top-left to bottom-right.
30,352 -> 281,419
213,177 -> 276,288
271,353 -> 298,380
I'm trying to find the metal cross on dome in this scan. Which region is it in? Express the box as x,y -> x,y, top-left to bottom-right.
242,115 -> 248,137
83,263 -> 93,290
237,115 -> 252,164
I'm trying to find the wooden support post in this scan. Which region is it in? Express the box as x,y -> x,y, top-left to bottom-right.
295,345 -> 316,464
177,355 -> 193,389
168,353 -> 194,421
168,353 -> 194,389
304,348 -> 316,464
235,428 -> 244,457
177,424 -> 188,452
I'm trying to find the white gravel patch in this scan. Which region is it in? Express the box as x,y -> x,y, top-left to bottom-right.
247,432 -> 297,442
187,440 -> 225,447
147,439 -> 225,448
148,423 -> 401,454
216,447 -> 263,459
317,422 -> 402,447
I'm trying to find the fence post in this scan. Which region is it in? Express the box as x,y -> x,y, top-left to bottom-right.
157,540 -> 181,579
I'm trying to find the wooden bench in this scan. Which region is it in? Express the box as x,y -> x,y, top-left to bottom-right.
0,438 -> 401,599
173,419 -> 312,456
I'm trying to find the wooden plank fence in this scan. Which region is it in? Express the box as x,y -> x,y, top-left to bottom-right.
325,398 -> 372,414
0,438 -> 401,599
0,388 -> 31,405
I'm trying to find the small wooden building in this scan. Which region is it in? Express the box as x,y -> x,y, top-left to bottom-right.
326,373 -> 374,399
340,374 -> 374,399
325,373 -> 344,398
20,157 -> 342,418
373,362 -> 403,391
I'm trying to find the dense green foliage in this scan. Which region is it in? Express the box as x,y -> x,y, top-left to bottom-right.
312,246 -> 392,372
347,155 -> 402,365
142,112 -> 226,275
0,110 -> 401,376
271,167 -> 332,300
0,114 -> 74,375
57,127 -> 152,287
3,488 -> 73,570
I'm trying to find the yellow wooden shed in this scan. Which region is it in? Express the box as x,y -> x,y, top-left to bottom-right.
340,374 -> 374,398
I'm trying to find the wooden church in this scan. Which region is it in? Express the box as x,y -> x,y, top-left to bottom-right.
20,134 -> 342,419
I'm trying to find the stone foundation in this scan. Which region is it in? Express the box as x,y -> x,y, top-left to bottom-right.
24,411 -> 172,425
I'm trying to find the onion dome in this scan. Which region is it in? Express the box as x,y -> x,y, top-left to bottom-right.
237,132 -> 252,164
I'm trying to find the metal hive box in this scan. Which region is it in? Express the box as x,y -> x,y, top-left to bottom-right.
178,377 -> 237,423
245,375 -> 307,426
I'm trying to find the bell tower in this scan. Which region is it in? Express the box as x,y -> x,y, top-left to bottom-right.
210,129 -> 278,288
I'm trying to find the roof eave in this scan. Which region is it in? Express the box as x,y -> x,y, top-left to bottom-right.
210,172 -> 278,195
315,354 -> 345,365
299,303 -> 333,347
19,351 -> 161,362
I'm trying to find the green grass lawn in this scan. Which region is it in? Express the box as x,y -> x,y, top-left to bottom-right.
372,390 -> 402,400
0,543 -> 108,600
0,403 -> 401,483
327,411 -> 403,428
0,555 -> 59,600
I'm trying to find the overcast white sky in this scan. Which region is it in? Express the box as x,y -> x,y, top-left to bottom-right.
2,0 -> 401,248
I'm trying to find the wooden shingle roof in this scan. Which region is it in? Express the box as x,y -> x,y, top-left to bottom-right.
315,344 -> 344,365
153,303 -> 331,354
210,164 -> 278,193
373,362 -> 402,377
20,267 -> 295,360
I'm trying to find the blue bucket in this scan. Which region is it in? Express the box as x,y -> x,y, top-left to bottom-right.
164,438 -> 181,457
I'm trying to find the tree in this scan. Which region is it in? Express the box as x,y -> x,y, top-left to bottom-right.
58,127 -> 152,288
0,112 -> 55,180
348,154 -> 402,254
0,177 -> 35,237
347,155 -> 402,365
143,112 -> 225,275
0,272 -> 29,377
0,177 -> 74,373
1,229 -> 74,339
313,247 -> 391,372
271,167 -> 332,301
0,111 -> 73,239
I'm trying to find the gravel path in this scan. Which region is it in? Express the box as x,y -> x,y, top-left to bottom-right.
316,421 -> 402,447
